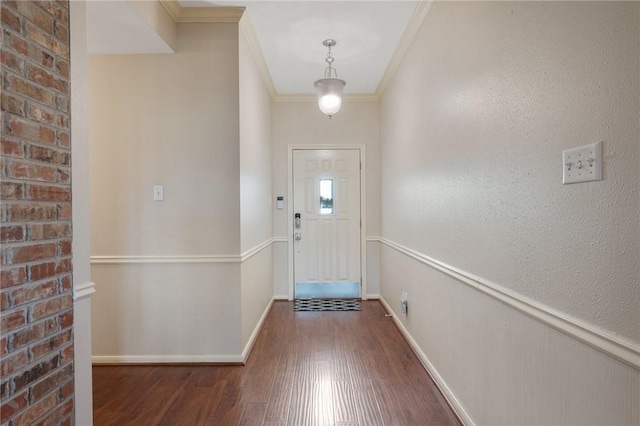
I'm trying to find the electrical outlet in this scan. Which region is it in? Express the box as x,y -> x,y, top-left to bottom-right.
562,142 -> 602,184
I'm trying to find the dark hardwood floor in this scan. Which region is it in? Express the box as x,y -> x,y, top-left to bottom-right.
93,300 -> 460,425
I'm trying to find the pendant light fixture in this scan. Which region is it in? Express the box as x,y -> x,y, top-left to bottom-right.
314,39 -> 346,118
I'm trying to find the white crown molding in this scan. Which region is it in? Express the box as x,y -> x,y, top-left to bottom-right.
379,237 -> 640,371
240,14 -> 277,100
73,282 -> 96,301
159,0 -> 180,21
274,94 -> 379,103
375,0 -> 434,98
160,1 -> 245,23
379,296 -> 473,425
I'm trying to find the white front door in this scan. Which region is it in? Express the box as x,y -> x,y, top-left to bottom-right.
292,149 -> 361,298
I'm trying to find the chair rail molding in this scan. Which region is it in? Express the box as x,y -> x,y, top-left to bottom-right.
380,237 -> 640,371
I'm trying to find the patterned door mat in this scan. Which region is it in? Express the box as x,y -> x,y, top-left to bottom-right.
294,299 -> 361,312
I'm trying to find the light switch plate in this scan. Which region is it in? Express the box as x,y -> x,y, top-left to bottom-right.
153,185 -> 164,201
562,141 -> 602,184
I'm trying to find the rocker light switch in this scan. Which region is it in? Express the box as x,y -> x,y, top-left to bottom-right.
562,142 -> 602,184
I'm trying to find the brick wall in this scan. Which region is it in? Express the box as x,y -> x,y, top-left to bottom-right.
1,1 -> 74,425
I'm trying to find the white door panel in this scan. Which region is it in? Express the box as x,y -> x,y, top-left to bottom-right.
293,149 -> 361,297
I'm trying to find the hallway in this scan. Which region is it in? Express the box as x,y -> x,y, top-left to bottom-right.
92,301 -> 460,425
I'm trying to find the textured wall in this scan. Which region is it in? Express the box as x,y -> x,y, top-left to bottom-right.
381,1 -> 639,342
380,1 -> 639,424
1,1 -> 75,423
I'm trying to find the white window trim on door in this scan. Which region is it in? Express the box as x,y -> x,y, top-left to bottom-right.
287,145 -> 368,300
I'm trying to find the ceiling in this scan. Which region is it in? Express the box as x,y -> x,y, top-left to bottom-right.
86,0 -> 420,95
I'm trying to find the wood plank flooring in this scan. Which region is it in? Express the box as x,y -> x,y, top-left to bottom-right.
93,300 -> 460,426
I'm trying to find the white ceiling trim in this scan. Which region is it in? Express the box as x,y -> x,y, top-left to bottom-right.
240,14 -> 277,100
375,0 -> 434,98
160,0 -> 245,23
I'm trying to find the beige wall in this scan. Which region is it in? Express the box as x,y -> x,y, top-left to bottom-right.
239,22 -> 274,349
380,2 -> 639,424
89,23 -> 245,360
271,100 -> 381,297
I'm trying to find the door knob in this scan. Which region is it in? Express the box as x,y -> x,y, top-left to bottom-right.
294,233 -> 302,241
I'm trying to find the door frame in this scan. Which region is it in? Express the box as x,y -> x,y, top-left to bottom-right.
287,144 -> 367,300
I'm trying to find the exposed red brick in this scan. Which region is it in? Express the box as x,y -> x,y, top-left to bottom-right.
8,204 -> 57,222
0,266 -> 28,288
11,280 -> 58,307
28,223 -> 71,241
0,309 -> 27,333
28,184 -> 70,202
7,243 -> 57,264
55,96 -> 69,114
58,240 -> 71,256
1,92 -> 26,116
30,330 -> 71,363
10,388 -> 58,425
16,1 -> 53,33
1,138 -> 24,158
58,311 -> 72,329
6,74 -> 56,108
60,342 -> 73,363
7,160 -> 57,181
0,349 -> 28,377
1,181 -> 25,200
1,337 -> 8,356
59,275 -> 71,292
1,48 -> 24,74
55,59 -> 68,78
30,294 -> 72,321
5,30 -> 29,56
1,4 -> 22,33
0,390 -> 28,423
11,317 -> 59,352
53,21 -> 68,43
27,64 -> 68,93
56,204 -> 70,220
28,44 -> 55,69
28,258 -> 71,281
58,168 -> 69,184
25,22 -> 69,60
32,395 -> 73,426
2,1 -> 73,422
26,104 -> 66,129
1,225 -> 25,242
1,292 -> 10,310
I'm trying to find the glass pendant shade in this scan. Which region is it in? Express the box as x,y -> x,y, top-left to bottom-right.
314,77 -> 346,118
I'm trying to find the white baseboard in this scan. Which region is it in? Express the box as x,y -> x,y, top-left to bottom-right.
273,295 -> 290,300
379,296 -> 474,426
366,294 -> 380,299
241,297 -> 274,362
92,355 -> 244,364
